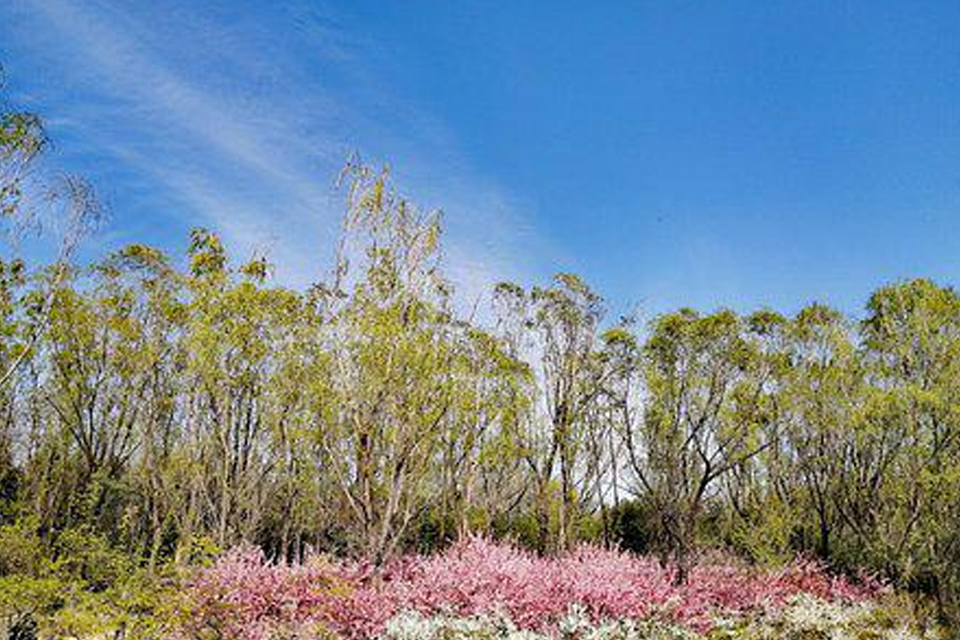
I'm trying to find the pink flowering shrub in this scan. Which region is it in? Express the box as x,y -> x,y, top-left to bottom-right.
182,538 -> 881,639
180,545 -> 346,640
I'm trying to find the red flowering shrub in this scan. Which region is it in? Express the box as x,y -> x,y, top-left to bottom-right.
182,537 -> 881,639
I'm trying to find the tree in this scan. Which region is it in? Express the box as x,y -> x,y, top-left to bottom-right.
0,67 -> 99,393
182,229 -> 306,551
493,273 -> 610,552
630,309 -> 774,582
860,279 -> 960,621
431,325 -> 531,545
0,67 -> 46,220
774,304 -> 862,561
315,163 -> 529,562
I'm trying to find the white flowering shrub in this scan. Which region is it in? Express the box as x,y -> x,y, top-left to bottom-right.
709,594 -> 938,640
384,611 -> 541,640
776,594 -> 935,640
381,597 -> 935,640
382,609 -> 701,640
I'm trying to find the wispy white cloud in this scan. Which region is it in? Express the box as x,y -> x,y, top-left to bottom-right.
19,0 -> 341,276
9,0 -> 545,305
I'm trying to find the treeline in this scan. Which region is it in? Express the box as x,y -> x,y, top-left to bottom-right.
3,71 -> 960,626
1,163 -> 959,616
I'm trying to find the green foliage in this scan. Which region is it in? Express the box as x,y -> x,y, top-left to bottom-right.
0,154 -> 956,634
605,499 -> 654,555
0,518 -> 181,639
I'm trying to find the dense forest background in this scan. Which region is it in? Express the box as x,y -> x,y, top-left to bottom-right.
3,65 -> 960,631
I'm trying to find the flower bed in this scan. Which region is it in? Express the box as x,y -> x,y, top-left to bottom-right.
180,537 -> 903,640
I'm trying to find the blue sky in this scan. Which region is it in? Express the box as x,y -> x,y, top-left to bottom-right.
1,1 -> 958,319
